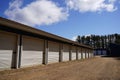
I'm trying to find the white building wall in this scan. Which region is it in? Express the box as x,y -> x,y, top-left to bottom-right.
72,46 -> 76,60
63,44 -> 69,61
86,51 -> 89,58
48,41 -> 59,63
78,49 -> 82,59
21,36 -> 43,67
0,30 -> 93,70
0,31 -> 16,69
82,49 -> 86,59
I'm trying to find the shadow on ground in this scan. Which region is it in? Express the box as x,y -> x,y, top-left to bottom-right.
101,55 -> 120,60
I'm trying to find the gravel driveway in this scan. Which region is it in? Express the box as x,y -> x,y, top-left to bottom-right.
0,56 -> 120,80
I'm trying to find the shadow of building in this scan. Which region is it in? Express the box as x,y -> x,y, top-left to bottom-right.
107,43 -> 120,57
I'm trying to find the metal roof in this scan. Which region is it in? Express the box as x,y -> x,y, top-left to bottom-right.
0,17 -> 93,49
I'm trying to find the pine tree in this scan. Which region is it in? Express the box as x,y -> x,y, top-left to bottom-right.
75,33 -> 120,49
76,35 -> 81,43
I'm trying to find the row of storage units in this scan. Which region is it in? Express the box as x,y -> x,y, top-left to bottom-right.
0,30 -> 93,70
94,50 -> 107,56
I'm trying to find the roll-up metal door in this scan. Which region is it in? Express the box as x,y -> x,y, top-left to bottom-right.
48,41 -> 59,63
89,52 -> 91,58
103,50 -> 107,56
94,51 -> 96,55
0,31 -> 16,69
98,50 -> 101,55
21,36 -> 43,67
85,51 -> 88,58
72,47 -> 76,60
63,44 -> 69,61
83,51 -> 86,59
78,49 -> 82,59
86,51 -> 89,58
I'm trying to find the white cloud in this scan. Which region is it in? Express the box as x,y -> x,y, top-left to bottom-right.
85,34 -> 91,37
72,36 -> 77,41
66,0 -> 117,12
109,0 -> 116,3
5,0 -> 69,26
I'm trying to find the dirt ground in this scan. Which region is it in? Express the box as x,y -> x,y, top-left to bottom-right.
0,56 -> 120,80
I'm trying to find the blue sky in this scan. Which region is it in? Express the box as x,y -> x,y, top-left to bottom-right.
0,0 -> 120,40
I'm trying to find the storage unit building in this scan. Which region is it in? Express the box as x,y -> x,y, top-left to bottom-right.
0,17 -> 93,70
63,44 -> 69,61
72,46 -> 76,60
0,31 -> 17,69
78,49 -> 82,59
48,41 -> 59,63
21,36 -> 44,67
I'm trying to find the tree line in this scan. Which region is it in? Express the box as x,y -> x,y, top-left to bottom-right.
76,33 -> 120,49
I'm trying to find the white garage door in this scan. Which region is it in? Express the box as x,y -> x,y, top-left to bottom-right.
89,52 -> 91,58
21,36 -> 44,67
78,49 -> 82,59
63,44 -> 69,61
83,51 -> 86,59
81,49 -> 85,59
0,31 -> 16,69
85,51 -> 88,58
48,41 -> 59,63
72,47 -> 76,60
86,51 -> 89,58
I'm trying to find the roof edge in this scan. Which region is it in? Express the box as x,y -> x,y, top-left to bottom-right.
0,17 -> 93,49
